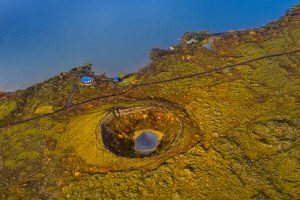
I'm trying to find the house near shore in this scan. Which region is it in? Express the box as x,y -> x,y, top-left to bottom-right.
80,75 -> 94,85
187,38 -> 197,45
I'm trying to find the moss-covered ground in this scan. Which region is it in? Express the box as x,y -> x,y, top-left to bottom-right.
0,5 -> 300,199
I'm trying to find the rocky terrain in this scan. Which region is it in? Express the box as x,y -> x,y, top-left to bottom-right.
0,5 -> 300,199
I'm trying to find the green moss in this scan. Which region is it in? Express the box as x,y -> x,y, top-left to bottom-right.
1,6 -> 300,199
0,100 -> 16,121
17,151 -> 40,160
4,160 -> 17,169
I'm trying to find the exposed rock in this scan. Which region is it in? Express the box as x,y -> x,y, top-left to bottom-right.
149,48 -> 168,61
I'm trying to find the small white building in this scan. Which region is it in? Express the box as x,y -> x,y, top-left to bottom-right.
187,38 -> 197,45
202,38 -> 214,50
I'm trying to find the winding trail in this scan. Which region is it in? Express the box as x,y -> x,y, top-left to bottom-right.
1,49 -> 300,129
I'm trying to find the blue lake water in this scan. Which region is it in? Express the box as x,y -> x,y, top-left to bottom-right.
0,0 -> 298,91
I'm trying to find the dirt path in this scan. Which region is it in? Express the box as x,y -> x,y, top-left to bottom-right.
1,49 -> 300,129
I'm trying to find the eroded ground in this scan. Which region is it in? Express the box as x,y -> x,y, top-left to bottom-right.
0,5 -> 300,200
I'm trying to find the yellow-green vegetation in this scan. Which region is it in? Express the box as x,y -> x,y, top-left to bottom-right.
34,105 -> 54,114
0,100 -> 16,121
1,5 -> 300,199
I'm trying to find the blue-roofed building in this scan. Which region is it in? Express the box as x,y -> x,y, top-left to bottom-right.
113,76 -> 121,82
80,75 -> 94,85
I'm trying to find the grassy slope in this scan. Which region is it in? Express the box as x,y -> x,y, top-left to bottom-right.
0,5 -> 300,199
